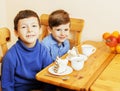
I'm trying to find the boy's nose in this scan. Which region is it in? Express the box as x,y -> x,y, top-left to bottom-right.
60,30 -> 65,35
28,27 -> 32,32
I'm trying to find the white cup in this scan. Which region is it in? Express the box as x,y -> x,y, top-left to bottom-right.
70,56 -> 87,70
82,44 -> 96,56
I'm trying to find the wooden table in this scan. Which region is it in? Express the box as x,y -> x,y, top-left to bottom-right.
90,54 -> 120,91
36,40 -> 116,91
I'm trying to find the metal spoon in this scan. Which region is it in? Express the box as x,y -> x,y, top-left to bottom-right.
62,76 -> 70,81
44,74 -> 70,81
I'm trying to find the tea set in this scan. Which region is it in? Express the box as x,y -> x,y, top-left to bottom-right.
48,44 -> 96,75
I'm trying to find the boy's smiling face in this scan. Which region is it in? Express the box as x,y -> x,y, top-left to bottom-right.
49,23 -> 70,45
16,17 -> 40,48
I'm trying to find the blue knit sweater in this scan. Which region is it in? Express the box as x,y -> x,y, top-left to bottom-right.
1,39 -> 53,91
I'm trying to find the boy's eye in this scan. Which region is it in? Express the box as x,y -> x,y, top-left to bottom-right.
32,24 -> 37,27
21,26 -> 26,29
64,29 -> 69,31
56,29 -> 61,31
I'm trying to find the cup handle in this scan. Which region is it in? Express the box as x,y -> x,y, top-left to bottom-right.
91,47 -> 96,54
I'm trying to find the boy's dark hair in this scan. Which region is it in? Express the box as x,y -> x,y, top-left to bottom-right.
48,9 -> 70,29
14,9 -> 41,31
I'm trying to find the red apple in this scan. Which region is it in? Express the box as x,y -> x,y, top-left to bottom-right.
105,36 -> 118,47
117,35 -> 120,43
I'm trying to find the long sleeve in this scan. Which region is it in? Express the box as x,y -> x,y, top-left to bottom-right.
1,52 -> 16,91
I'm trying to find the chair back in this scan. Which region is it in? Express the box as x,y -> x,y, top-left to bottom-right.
0,27 -> 10,63
39,14 -> 84,49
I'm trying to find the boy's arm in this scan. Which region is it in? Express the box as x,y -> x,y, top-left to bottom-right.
42,46 -> 53,68
1,53 -> 15,91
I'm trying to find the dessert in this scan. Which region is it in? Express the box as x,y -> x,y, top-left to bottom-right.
67,47 -> 79,60
53,57 -> 68,74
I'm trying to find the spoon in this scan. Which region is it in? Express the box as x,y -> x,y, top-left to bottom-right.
62,76 -> 70,81
44,74 -> 70,81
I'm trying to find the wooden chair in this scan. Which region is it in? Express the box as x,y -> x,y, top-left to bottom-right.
0,27 -> 11,63
39,14 -> 84,49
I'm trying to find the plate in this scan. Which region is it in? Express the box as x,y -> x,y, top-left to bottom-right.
48,66 -> 73,75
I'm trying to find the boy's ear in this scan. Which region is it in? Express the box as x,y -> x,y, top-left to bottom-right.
14,30 -> 19,37
47,26 -> 52,33
38,28 -> 41,35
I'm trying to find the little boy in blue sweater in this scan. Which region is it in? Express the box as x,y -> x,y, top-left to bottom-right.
1,10 -> 55,91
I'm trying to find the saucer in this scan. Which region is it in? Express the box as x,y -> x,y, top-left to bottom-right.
67,54 -> 88,62
82,44 -> 96,56
48,66 -> 73,75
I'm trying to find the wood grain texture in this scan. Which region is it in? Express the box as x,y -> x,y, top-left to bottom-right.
90,54 -> 120,91
36,40 -> 116,91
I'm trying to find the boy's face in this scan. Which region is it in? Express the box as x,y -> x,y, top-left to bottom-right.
15,17 -> 40,48
49,23 -> 70,44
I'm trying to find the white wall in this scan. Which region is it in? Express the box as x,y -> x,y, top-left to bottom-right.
0,0 -> 7,27
1,0 -> 120,46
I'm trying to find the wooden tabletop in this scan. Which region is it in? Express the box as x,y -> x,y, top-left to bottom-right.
36,40 -> 116,91
90,54 -> 120,91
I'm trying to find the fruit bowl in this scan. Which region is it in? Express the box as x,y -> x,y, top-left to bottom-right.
102,30 -> 120,53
